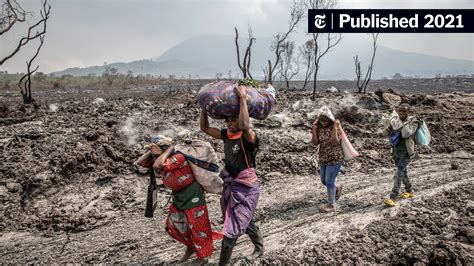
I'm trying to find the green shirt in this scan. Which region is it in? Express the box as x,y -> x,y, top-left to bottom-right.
393,137 -> 409,158
171,181 -> 206,211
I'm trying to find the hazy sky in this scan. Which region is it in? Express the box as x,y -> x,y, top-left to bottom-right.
1,0 -> 473,73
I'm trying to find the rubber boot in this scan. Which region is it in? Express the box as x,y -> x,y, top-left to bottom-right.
245,224 -> 264,261
218,237 -> 236,266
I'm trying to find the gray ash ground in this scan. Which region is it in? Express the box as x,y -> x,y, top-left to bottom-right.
1,81 -> 473,264
265,184 -> 473,265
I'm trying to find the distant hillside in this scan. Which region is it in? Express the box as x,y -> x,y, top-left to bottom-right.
51,59 -> 190,77
52,34 -> 474,79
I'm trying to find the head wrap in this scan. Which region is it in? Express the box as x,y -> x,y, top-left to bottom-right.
150,135 -> 173,147
317,106 -> 335,121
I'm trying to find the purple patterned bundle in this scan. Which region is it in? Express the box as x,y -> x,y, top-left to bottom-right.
220,170 -> 260,239
197,80 -> 276,120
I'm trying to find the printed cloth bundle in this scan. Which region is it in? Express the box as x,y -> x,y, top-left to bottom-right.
134,138 -> 223,194
219,170 -> 260,239
197,80 -> 276,120
175,140 -> 223,194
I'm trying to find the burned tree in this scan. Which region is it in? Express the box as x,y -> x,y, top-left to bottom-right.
1,0 -> 51,104
234,26 -> 255,79
354,33 -> 379,94
262,66 -> 269,85
298,39 -> 315,90
102,64 -> 118,86
302,0 -> 342,100
18,35 -> 45,104
278,41 -> 300,90
311,33 -> 341,99
0,0 -> 27,36
265,0 -> 304,85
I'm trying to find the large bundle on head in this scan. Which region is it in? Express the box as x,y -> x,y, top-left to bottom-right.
197,80 -> 276,120
175,140 -> 223,194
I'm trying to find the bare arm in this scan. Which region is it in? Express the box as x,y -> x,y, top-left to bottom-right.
134,151 -> 154,168
236,85 -> 257,144
330,120 -> 341,145
311,119 -> 319,145
200,111 -> 222,139
153,146 -> 174,171
242,128 -> 257,144
381,125 -> 392,137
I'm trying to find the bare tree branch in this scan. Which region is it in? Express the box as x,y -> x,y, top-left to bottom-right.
234,26 -> 255,79
234,27 -> 244,77
266,0 -> 304,84
262,66 -> 268,85
245,26 -> 255,79
299,39 -> 315,90
353,33 -> 379,94
362,33 -> 379,93
3,0 -> 51,104
353,55 -> 362,92
301,0 -> 342,100
0,0 -> 50,66
18,34 -> 44,103
0,0 -> 28,35
319,33 -> 342,59
279,41 -> 300,89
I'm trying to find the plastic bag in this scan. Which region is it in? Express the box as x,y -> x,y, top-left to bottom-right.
415,121 -> 431,146
340,128 -> 359,161
390,130 -> 402,147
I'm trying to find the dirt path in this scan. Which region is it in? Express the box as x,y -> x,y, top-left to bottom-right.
2,152 -> 472,264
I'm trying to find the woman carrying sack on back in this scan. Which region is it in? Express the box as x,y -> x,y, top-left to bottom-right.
311,106 -> 346,213
149,135 -> 215,263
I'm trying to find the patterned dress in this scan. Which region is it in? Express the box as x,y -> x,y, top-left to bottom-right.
161,154 -> 213,260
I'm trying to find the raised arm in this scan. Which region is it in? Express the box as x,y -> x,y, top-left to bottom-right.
330,120 -> 341,145
311,119 -> 319,145
200,111 -> 222,139
153,146 -> 175,171
235,85 -> 257,144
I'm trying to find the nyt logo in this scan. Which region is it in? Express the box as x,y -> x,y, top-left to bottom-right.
309,9 -> 473,33
314,14 -> 326,29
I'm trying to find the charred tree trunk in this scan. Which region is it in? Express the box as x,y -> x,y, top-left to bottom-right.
234,27 -> 255,79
